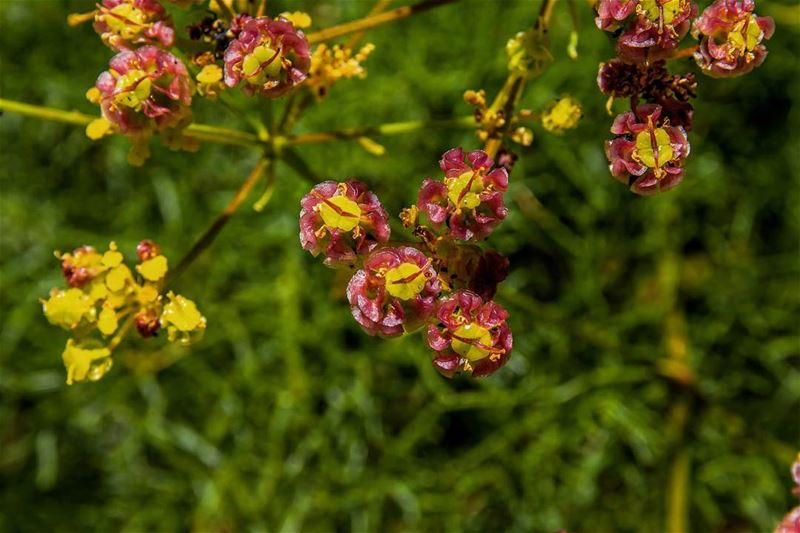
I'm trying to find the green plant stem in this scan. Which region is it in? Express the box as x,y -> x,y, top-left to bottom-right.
667,447 -> 690,533
166,158 -> 270,287
306,0 -> 456,44
0,98 -> 263,148
345,0 -> 395,48
281,115 -> 475,146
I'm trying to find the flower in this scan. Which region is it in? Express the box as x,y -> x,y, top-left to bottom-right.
299,181 -> 390,267
692,0 -> 774,78
605,104 -> 690,195
427,290 -> 513,377
418,148 -> 509,241
346,246 -> 441,337
62,340 -> 113,385
196,64 -> 226,98
223,15 -> 310,98
59,245 -> 104,287
92,0 -> 175,51
160,292 -> 207,344
307,43 -> 375,99
596,1 -> 698,63
94,46 -> 193,134
541,97 -> 582,133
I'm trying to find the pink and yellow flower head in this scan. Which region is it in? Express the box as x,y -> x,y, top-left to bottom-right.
300,180 -> 391,267
223,15 -> 311,98
346,246 -> 441,337
427,290 -> 513,378
692,0 -> 774,78
596,0 -> 698,63
92,0 -> 175,51
605,104 -> 690,195
93,46 -> 193,134
418,148 -> 509,241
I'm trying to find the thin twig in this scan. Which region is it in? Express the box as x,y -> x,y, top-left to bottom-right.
306,0 -> 455,44
166,158 -> 270,286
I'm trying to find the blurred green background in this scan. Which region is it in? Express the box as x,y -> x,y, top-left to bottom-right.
1,1 -> 799,531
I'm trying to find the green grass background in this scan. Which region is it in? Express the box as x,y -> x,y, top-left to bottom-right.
1,1 -> 798,531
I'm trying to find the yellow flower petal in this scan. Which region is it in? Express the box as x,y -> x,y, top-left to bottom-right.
62,339 -> 112,385
86,87 -> 102,104
97,306 -> 118,336
86,117 -> 112,140
138,284 -> 159,304
279,11 -> 312,28
101,244 -> 124,268
105,264 -> 132,292
42,288 -> 93,329
161,292 -> 206,333
197,64 -> 223,84
137,255 -> 168,282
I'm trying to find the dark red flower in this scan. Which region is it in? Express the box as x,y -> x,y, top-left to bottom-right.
223,15 -> 310,98
427,290 -> 512,378
299,181 -> 390,267
346,246 -> 441,337
418,148 -> 509,241
95,46 -> 192,134
605,104 -> 690,195
692,0 -> 774,78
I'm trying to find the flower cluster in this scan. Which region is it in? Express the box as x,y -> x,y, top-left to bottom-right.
775,453 -> 800,533
300,148 -> 514,378
42,241 -> 206,385
307,43 -> 375,99
595,0 -> 773,195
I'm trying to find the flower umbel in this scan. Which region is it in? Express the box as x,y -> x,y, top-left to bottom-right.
42,241 -> 206,384
307,43 -> 375,99
427,290 -> 513,378
300,180 -> 390,267
605,103 -> 690,195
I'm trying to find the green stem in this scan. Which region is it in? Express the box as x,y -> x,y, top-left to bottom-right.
667,448 -> 690,533
281,115 -> 474,146
166,158 -> 270,287
0,98 -> 263,148
306,0 -> 456,44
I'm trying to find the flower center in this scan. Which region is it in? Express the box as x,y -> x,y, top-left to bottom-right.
242,42 -> 283,85
114,69 -> 151,109
634,126 -> 673,171
451,323 -> 494,361
318,195 -> 362,232
105,3 -> 146,34
638,0 -> 682,25
384,262 -> 427,300
446,171 -> 484,210
728,15 -> 762,54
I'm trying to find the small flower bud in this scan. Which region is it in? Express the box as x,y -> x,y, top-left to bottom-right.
136,239 -> 162,261
135,309 -> 161,337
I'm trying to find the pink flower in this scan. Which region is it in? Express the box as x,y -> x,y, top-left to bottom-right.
418,148 -> 509,241
299,181 -> 390,267
223,15 -> 310,98
346,246 -> 441,337
692,0 -> 774,78
596,1 -> 698,63
93,0 -> 174,51
95,46 -> 193,134
427,290 -> 513,378
605,104 -> 690,195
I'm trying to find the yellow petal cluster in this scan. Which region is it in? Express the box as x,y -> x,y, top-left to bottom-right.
307,43 -> 375,99
43,241 -> 206,385
541,97 -> 582,134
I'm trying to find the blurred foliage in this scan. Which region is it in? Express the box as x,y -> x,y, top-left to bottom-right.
1,1 -> 799,531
